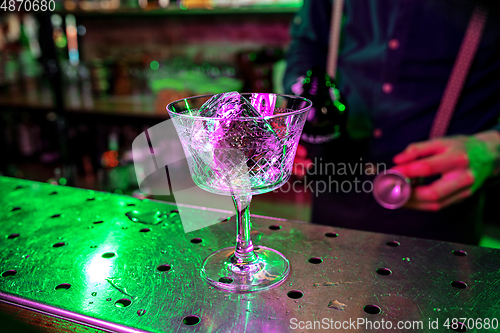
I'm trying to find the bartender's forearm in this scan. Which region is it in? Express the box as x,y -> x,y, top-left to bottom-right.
473,130 -> 500,178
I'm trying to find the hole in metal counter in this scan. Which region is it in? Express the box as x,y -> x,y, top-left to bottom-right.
452,250 -> 467,257
308,257 -> 323,264
363,304 -> 381,314
451,281 -> 467,289
115,299 -> 131,308
190,238 -> 202,244
55,283 -> 71,290
2,270 -> 17,278
287,290 -> 303,299
157,264 -> 171,272
376,268 -> 392,276
182,315 -> 200,326
102,252 -> 116,258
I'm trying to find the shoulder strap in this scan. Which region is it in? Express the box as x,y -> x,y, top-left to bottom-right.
429,6 -> 488,139
326,0 -> 344,79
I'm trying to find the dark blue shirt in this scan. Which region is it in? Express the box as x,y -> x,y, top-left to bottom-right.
285,0 -> 500,164
284,0 -> 500,244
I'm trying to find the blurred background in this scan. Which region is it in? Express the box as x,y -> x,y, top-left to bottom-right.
0,0 -> 311,221
2,2 -> 499,248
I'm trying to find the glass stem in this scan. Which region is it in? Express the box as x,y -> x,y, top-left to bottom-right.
233,195 -> 257,263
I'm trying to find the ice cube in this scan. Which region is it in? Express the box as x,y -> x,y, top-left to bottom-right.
198,91 -> 261,118
196,92 -> 279,147
248,93 -> 277,117
187,92 -> 284,193
192,92 -> 260,147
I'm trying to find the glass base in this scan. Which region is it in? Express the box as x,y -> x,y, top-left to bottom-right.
200,246 -> 290,293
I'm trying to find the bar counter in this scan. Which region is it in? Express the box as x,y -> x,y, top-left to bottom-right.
0,177 -> 499,332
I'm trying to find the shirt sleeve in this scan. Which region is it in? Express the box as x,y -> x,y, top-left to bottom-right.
283,0 -> 333,94
492,121 -> 500,133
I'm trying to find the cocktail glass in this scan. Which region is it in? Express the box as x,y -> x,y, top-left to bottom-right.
167,93 -> 311,292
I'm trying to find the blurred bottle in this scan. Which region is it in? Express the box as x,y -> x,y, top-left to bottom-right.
139,0 -> 169,9
62,62 -> 81,108
178,0 -> 213,9
21,15 -> 43,103
17,113 -> 42,159
89,59 -> 111,97
63,0 -> 79,11
78,63 -> 94,108
294,68 -> 346,161
2,15 -> 22,96
51,14 -> 68,63
113,61 -> 132,96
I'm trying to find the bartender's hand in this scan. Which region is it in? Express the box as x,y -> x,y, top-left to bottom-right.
392,130 -> 500,211
293,144 -> 313,177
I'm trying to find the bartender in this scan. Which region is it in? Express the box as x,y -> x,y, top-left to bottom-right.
284,0 -> 500,245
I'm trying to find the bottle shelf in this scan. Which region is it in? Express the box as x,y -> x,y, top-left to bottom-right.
58,5 -> 299,17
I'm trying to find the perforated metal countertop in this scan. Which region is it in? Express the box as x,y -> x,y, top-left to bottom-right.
0,177 -> 499,333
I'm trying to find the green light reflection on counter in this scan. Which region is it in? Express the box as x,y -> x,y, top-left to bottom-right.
86,250 -> 115,284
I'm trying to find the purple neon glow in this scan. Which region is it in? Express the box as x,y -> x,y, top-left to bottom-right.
249,93 -> 277,117
0,291 -> 150,333
175,92 -> 290,195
